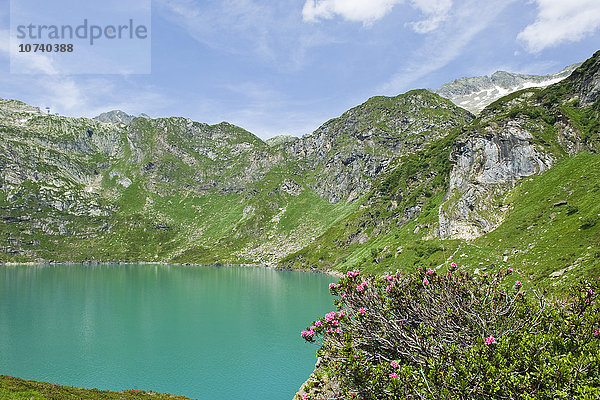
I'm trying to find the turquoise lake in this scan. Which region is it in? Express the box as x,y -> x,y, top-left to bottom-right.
0,264 -> 335,399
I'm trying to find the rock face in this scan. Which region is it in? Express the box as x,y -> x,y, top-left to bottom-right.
265,135 -> 298,147
437,50 -> 600,240
93,110 -> 138,125
284,90 -> 474,202
435,63 -> 581,114
561,51 -> 600,107
438,119 -> 554,239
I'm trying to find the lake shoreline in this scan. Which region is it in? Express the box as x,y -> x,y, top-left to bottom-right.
0,260 -> 344,278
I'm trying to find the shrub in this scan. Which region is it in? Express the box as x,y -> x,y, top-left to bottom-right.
300,266 -> 600,399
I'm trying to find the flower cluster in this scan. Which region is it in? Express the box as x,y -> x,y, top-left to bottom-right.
346,269 -> 360,277
484,335 -> 497,345
301,310 -> 348,342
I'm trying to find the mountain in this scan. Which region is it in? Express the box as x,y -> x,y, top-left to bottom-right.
282,50 -> 600,292
1,50 -> 599,295
265,135 -> 297,147
94,110 -> 151,125
435,62 -> 581,114
0,88 -> 471,265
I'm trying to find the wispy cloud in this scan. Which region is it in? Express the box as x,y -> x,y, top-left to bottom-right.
302,0 -> 452,31
302,0 -> 403,25
155,0 -> 277,59
407,0 -> 452,33
517,0 -> 600,53
0,71 -> 168,119
379,0 -> 517,94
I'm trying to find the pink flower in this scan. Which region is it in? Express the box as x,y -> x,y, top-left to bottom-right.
485,335 -> 497,345
451,262 -> 457,268
389,373 -> 398,378
335,327 -> 343,334
337,311 -> 345,318
423,278 -> 429,286
302,393 -> 309,400
327,328 -> 334,334
358,307 -> 366,315
391,360 -> 399,368
315,320 -> 322,327
329,282 -> 337,289
514,281 -> 522,288
346,269 -> 360,277
426,269 -> 436,275
417,266 -> 422,271
507,268 -> 513,273
386,285 -> 392,292
301,330 -> 314,338
325,311 -> 336,322
332,320 -> 339,326
349,393 -> 356,398
593,328 -> 600,336
482,272 -> 488,278
354,355 -> 359,359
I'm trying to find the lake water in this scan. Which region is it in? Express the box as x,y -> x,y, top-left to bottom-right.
0,264 -> 335,400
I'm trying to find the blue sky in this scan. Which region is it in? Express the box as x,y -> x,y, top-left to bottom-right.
1,0 -> 600,139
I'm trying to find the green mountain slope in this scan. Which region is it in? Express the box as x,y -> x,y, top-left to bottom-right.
1,51 -> 599,294
0,89 -> 471,265
281,50 -> 600,294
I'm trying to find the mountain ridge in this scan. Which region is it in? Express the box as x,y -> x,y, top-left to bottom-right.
0,51 -> 599,295
434,62 -> 582,114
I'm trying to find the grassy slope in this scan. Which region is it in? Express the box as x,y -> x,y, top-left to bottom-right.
0,375 -> 195,400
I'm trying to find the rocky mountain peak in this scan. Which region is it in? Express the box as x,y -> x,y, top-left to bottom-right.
94,110 -> 151,125
435,62 -> 581,114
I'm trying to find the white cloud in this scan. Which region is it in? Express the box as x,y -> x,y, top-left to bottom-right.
302,0 -> 452,31
518,0 -> 600,53
302,0 -> 403,25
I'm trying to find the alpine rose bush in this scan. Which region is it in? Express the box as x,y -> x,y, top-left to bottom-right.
300,265 -> 600,399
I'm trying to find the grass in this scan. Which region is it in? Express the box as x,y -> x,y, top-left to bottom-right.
0,375 -> 196,400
